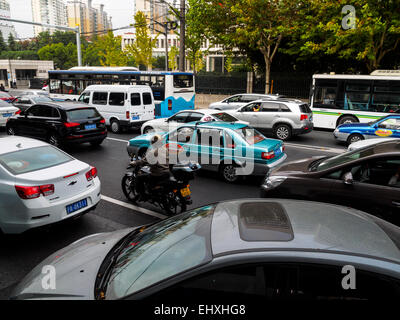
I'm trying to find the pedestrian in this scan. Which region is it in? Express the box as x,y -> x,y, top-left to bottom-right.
0,83 -> 5,92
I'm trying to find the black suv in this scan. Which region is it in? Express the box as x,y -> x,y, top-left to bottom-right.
6,102 -> 107,148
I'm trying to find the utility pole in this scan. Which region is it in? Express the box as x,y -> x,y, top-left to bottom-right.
164,22 -> 169,71
179,0 -> 185,72
0,17 -> 82,66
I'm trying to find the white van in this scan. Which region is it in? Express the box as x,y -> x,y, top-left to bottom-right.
78,85 -> 155,133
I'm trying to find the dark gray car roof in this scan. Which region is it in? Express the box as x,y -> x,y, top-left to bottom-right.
35,101 -> 92,110
211,199 -> 400,264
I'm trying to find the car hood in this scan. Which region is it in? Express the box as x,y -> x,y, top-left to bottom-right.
10,228 -> 133,300
337,122 -> 370,130
129,132 -> 167,145
270,156 -> 326,175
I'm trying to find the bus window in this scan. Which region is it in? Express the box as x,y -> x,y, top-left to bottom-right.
344,82 -> 371,111
371,82 -> 400,113
50,80 -> 61,93
314,86 -> 337,108
174,75 -> 193,88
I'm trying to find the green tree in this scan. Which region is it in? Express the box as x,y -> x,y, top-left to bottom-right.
125,11 -> 157,70
288,0 -> 400,73
7,33 -> 17,51
169,46 -> 179,70
0,31 -> 7,52
93,31 -> 128,66
38,43 -> 78,69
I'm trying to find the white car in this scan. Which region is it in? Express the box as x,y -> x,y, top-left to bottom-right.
0,99 -> 19,127
347,137 -> 400,151
209,93 -> 285,111
0,136 -> 101,234
140,109 -> 248,134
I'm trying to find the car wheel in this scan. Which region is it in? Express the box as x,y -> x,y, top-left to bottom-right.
220,164 -> 240,183
48,132 -> 62,148
347,133 -> 364,145
7,126 -> 16,135
110,119 -> 121,133
274,124 -> 292,141
143,126 -> 154,134
338,116 -> 358,126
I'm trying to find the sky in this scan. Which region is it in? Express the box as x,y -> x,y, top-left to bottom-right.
9,0 -> 136,39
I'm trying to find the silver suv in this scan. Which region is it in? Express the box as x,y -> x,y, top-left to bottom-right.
209,93 -> 285,111
227,99 -> 313,140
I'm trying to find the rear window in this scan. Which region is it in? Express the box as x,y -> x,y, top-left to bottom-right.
143,92 -> 152,105
212,112 -> 238,122
299,104 -> 312,113
0,146 -> 73,175
67,108 -> 101,121
235,127 -> 266,145
131,93 -> 141,106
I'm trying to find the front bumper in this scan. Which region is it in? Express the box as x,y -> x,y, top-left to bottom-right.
0,178 -> 102,234
333,130 -> 349,142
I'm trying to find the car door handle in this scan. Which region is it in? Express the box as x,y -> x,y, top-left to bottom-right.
392,201 -> 400,207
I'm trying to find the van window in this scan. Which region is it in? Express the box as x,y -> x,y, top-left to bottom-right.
143,92 -> 152,105
131,93 -> 141,106
109,92 -> 125,106
78,91 -> 90,104
93,92 -> 108,105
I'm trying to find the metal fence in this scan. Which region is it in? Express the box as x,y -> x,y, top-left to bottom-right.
196,72 -> 312,99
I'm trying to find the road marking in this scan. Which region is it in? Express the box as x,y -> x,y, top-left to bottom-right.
107,137 -> 129,143
101,194 -> 167,219
284,143 -> 344,154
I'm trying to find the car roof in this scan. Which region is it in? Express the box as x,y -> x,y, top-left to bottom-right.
210,199 -> 400,264
186,121 -> 247,130
0,136 -> 49,155
179,109 -> 229,115
31,101 -> 94,110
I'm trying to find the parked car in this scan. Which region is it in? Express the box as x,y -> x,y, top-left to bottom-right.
11,199 -> 400,300
6,102 -> 107,148
0,91 -> 14,103
12,95 -> 53,112
209,93 -> 285,111
334,115 -> 400,145
0,136 -> 101,234
78,85 -> 155,133
226,99 -> 313,140
0,99 -> 19,127
348,137 -> 399,151
260,140 -> 400,225
127,122 -> 286,182
19,90 -> 49,97
140,109 -> 248,134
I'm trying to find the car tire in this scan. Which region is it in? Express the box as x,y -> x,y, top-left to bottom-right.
48,132 -> 62,148
143,126 -> 154,134
110,119 -> 121,133
347,133 -> 364,145
274,124 -> 292,141
220,164 -> 240,183
338,116 -> 358,126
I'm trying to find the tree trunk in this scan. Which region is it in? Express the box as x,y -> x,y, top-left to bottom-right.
264,56 -> 271,94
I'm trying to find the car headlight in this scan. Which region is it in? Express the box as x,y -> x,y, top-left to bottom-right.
262,176 -> 287,189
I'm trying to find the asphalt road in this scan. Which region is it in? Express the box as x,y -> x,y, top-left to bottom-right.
0,125 -> 343,300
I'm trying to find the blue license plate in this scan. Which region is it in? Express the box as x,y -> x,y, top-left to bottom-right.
66,199 -> 88,214
85,124 -> 97,130
2,113 -> 12,118
275,148 -> 282,156
132,115 -> 140,120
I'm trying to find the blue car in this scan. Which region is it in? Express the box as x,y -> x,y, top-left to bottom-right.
127,122 -> 287,182
334,115 -> 400,145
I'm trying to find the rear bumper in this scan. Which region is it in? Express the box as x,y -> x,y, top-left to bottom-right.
293,123 -> 313,135
120,119 -> 148,128
65,131 -> 107,144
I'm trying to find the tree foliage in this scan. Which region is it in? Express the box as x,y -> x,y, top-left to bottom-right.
169,46 -> 179,70
92,31 -> 128,66
38,43 -> 78,69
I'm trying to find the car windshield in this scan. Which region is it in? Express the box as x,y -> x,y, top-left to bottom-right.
312,146 -> 376,171
31,97 -> 52,103
235,127 -> 266,145
105,205 -> 215,299
0,146 -> 73,175
67,108 -> 101,121
368,118 -> 385,126
0,100 -> 10,108
212,112 -> 238,122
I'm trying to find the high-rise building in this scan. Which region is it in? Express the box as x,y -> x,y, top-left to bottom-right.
0,0 -> 17,39
67,0 -> 111,36
134,0 -> 175,34
31,0 -> 68,36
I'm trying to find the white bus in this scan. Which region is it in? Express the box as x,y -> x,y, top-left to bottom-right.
310,71 -> 400,129
48,67 -> 195,118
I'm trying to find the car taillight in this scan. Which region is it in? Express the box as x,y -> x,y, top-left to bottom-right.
282,144 -> 285,151
64,122 -> 80,128
86,166 -> 98,181
15,110 -> 21,115
126,111 -> 130,119
100,119 -> 105,124
300,114 -> 308,121
262,151 -> 275,160
15,184 -> 54,200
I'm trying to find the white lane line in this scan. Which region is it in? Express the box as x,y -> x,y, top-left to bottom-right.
101,194 -> 167,219
285,143 -> 344,154
106,137 -> 129,143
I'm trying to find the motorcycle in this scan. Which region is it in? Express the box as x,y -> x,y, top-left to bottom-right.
121,161 -> 201,215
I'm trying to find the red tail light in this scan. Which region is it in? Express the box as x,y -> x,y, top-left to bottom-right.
100,119 -> 105,124
126,111 -> 130,119
282,144 -> 285,151
15,184 -> 54,200
86,166 -> 98,181
64,122 -> 80,128
262,151 -> 275,160
15,110 -> 21,115
300,114 -> 308,121
168,99 -> 172,110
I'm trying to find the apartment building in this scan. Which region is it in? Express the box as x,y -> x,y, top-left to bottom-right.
134,0 -> 176,34
31,0 -> 68,35
0,0 -> 17,39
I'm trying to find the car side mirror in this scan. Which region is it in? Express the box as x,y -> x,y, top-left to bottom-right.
343,172 -> 353,185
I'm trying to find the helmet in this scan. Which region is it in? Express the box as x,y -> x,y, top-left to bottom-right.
151,134 -> 162,145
